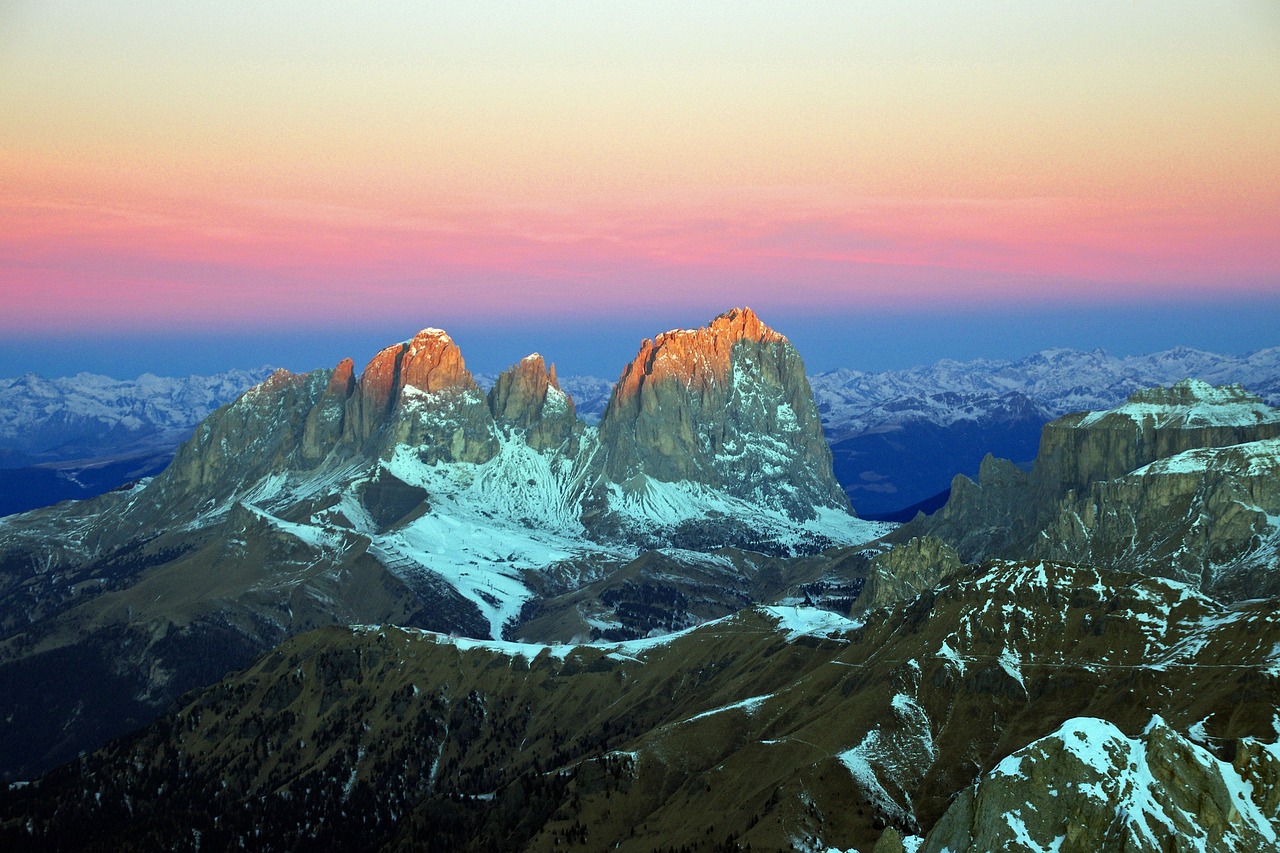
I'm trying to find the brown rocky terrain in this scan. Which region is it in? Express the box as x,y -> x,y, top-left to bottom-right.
854,536 -> 962,614
1037,380 -> 1280,493
349,327 -> 479,442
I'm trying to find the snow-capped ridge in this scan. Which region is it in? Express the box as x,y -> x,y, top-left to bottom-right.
928,715 -> 1280,852
1076,378 -> 1279,429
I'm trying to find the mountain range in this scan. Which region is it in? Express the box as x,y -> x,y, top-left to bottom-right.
1,310 -> 1278,851
4,346 -> 1279,520
0,309 -> 883,781
0,368 -> 276,516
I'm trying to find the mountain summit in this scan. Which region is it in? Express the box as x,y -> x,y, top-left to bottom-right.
599,307 -> 848,522
351,327 -> 479,442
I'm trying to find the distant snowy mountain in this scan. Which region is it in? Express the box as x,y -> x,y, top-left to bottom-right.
0,367 -> 276,466
808,346 -> 1280,517
809,345 -> 1280,439
0,367 -> 277,516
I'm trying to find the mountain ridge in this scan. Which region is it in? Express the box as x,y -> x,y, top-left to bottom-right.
5,344 -> 1279,519
4,560 -> 1276,851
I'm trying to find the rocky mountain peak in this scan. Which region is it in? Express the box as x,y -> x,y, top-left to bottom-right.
597,307 -> 850,520
326,357 -> 355,397
351,327 -> 479,441
487,353 -> 576,450
254,368 -> 301,392
394,327 -> 476,396
611,307 -> 785,405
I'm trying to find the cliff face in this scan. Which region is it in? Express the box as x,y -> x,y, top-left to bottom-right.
906,454 -> 1036,564
597,307 -> 849,519
301,357 -> 355,462
348,328 -> 477,440
1038,437 -> 1280,598
897,380 -> 1280,595
1034,380 -> 1280,494
163,367 -> 337,500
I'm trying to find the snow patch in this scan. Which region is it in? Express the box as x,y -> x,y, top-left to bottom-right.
759,606 -> 864,642
683,693 -> 774,724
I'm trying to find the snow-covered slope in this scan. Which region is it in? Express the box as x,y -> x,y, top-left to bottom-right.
920,716 -> 1280,852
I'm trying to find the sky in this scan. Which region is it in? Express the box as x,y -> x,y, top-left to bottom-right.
2,0 -> 1278,379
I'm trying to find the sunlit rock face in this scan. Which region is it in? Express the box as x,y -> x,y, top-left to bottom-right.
487,353 -> 577,451
346,328 -> 497,464
597,307 -> 849,519
347,328 -> 481,442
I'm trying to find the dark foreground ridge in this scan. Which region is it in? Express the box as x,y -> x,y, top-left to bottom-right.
2,561 -> 1276,852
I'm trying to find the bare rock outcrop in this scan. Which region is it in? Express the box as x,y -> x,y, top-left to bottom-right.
1039,437 -> 1280,597
163,367 -> 334,498
301,357 -> 355,461
1036,380 -> 1280,494
346,328 -> 497,464
856,536 -> 963,614
896,381 -> 1280,595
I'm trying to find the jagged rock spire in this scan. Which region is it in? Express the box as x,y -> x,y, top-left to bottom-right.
488,353 -> 577,450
